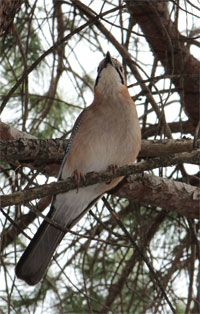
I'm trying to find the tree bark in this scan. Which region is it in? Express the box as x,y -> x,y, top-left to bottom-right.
0,0 -> 24,35
142,120 -> 194,138
114,174 -> 200,219
1,119 -> 198,177
126,1 -> 200,126
1,152 -> 199,217
1,137 -> 198,170
0,121 -> 35,141
0,121 -> 60,176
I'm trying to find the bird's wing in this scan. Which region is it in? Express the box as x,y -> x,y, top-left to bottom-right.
57,110 -> 84,181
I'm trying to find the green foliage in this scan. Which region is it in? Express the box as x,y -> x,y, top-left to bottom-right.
11,284 -> 48,314
28,95 -> 67,138
0,20 -> 42,89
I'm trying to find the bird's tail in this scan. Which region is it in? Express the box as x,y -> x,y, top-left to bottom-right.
15,188 -> 105,285
15,214 -> 65,286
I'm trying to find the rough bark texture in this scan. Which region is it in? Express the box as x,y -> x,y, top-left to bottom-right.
114,174 -> 200,219
0,0 -> 24,35
0,121 -> 59,176
1,121 -> 198,177
0,137 -> 198,163
1,152 -> 199,217
126,1 -> 200,126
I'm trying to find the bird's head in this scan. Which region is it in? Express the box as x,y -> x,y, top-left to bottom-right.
95,52 -> 126,92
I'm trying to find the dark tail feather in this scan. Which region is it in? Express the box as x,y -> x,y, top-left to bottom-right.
16,194 -> 103,285
15,218 -> 65,286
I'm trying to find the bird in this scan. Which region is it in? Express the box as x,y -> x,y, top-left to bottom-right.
15,51 -> 141,285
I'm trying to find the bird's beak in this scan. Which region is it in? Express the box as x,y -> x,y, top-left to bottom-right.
104,51 -> 113,67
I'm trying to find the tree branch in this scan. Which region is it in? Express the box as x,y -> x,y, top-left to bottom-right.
1,150 -> 199,213
126,1 -> 200,126
0,121 -> 36,141
0,0 -> 24,36
0,5 -> 124,114
142,120 -> 194,138
114,174 -> 200,218
1,138 -> 198,163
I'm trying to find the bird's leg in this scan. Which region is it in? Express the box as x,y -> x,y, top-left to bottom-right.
74,169 -> 86,193
106,164 -> 118,184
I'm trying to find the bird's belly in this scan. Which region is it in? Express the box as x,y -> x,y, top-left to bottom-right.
62,134 -> 133,178
53,184 -> 102,227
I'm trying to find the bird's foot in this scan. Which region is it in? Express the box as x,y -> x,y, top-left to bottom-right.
106,164 -> 118,184
108,164 -> 118,174
74,169 -> 86,193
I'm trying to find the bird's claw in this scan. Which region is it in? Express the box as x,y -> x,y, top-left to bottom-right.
74,170 -> 86,193
108,164 -> 118,175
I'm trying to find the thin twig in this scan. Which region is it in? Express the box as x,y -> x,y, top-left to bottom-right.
102,196 -> 176,314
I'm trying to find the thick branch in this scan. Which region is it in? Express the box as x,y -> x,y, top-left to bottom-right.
0,0 -> 24,35
1,122 -> 198,178
114,174 -> 200,218
1,150 -> 199,211
0,121 -> 36,141
142,120 -> 194,138
126,1 -> 200,125
1,138 -> 198,164
0,122 -> 59,176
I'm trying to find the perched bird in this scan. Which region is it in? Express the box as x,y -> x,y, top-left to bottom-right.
16,52 -> 141,285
